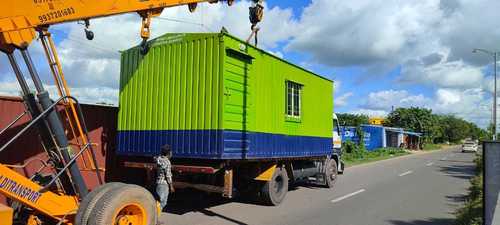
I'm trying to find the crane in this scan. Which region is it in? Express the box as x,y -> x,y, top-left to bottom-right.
0,1 -> 264,224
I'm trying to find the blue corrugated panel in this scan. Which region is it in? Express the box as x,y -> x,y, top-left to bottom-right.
245,131 -> 332,158
117,130 -> 223,158
117,130 -> 332,159
340,125 -> 385,151
362,125 -> 385,150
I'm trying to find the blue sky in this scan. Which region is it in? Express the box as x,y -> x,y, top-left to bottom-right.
260,0 -> 436,114
0,0 -> 498,128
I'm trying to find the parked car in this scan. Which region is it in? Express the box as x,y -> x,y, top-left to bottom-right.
462,139 -> 478,152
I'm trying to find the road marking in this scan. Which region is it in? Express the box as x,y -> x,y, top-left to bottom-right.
426,162 -> 434,166
441,157 -> 447,160
398,170 -> 413,177
331,189 -> 366,203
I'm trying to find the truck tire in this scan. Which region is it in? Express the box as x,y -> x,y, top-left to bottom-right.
261,166 -> 288,206
87,184 -> 158,225
75,182 -> 125,225
324,159 -> 338,188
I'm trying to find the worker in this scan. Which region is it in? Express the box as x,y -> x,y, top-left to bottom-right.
155,144 -> 175,210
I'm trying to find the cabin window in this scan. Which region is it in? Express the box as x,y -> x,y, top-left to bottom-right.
286,81 -> 302,118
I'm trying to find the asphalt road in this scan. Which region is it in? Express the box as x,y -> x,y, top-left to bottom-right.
160,146 -> 476,225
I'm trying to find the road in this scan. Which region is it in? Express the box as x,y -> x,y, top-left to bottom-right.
161,146 -> 476,225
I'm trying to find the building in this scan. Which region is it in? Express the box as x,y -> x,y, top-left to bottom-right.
340,125 -> 422,151
368,117 -> 385,125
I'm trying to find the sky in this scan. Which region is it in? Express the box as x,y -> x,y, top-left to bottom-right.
0,0 -> 498,128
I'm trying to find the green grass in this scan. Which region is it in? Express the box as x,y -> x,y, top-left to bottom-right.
455,155 -> 483,225
344,147 -> 410,167
422,143 -> 444,151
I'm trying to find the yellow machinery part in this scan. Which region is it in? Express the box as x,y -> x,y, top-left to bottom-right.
0,203 -> 13,225
0,164 -> 78,222
254,164 -> 276,181
0,0 -> 217,49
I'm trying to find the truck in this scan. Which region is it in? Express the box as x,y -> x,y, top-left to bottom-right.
114,32 -> 344,206
0,1 -> 263,224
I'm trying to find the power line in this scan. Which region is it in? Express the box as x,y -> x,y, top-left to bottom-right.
156,15 -> 214,32
48,28 -> 120,55
156,16 -> 204,26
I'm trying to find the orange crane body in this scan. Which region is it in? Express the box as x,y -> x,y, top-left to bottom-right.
0,0 -> 220,51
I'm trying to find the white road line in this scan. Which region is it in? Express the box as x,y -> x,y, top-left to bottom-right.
398,170 -> 413,177
331,189 -> 366,203
441,157 -> 447,160
426,162 -> 434,166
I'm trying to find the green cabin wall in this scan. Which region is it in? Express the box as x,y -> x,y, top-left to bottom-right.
222,35 -> 333,138
118,32 -> 333,139
118,33 -> 224,131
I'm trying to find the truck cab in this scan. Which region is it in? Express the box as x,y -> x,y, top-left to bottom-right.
333,113 -> 345,173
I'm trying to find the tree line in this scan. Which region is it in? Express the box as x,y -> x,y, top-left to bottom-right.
337,107 -> 490,144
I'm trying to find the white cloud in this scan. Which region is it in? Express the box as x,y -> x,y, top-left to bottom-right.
400,52 -> 485,89
268,50 -> 284,59
284,0 -> 498,95
0,80 -> 117,105
286,0 -> 442,68
359,88 -> 494,128
362,89 -> 432,111
436,89 -> 461,105
0,1 -> 295,105
2,0 -> 499,129
335,92 -> 353,108
0,81 -> 23,96
349,109 -> 388,118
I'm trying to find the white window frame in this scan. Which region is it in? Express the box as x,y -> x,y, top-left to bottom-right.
286,81 -> 302,118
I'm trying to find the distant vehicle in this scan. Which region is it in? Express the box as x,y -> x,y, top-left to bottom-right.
462,139 -> 478,152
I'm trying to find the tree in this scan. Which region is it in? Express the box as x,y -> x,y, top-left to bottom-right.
439,115 -> 471,143
384,107 -> 438,143
384,107 -> 489,143
336,113 -> 369,127
486,123 -> 499,140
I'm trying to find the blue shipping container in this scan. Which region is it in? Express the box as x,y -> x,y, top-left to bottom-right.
340,125 -> 385,151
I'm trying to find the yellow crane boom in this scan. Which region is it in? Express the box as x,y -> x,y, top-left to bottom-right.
0,0 -> 227,51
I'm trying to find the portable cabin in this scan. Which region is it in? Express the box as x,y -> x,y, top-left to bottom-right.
116,32 -> 333,160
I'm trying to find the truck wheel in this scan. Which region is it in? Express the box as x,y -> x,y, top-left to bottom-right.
324,159 -> 338,188
75,182 -> 125,225
261,167 -> 288,206
87,184 -> 158,225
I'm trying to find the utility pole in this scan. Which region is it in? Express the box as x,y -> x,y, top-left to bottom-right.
473,48 -> 498,140
494,52 -> 497,140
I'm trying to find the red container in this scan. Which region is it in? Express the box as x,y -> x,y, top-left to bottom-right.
0,96 -> 118,204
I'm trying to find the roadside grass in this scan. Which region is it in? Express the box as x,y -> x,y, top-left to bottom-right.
343,146 -> 409,167
422,143 -> 445,151
454,154 -> 483,225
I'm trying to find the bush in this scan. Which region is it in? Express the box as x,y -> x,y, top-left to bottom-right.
342,140 -> 366,161
455,154 -> 483,225
342,141 -> 407,164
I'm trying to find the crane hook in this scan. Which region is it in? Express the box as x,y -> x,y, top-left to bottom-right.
83,19 -> 94,40
188,3 -> 197,12
140,39 -> 150,55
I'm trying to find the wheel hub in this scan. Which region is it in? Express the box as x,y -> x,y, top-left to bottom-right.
113,204 -> 146,225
